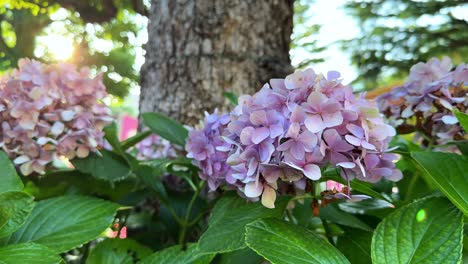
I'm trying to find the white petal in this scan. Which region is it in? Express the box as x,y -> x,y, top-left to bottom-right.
61,110 -> 75,121
441,115 -> 458,125
14,155 -> 30,165
337,162 -> 356,169
244,182 -> 263,198
50,121 -> 65,136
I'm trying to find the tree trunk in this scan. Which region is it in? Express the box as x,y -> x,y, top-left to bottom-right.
140,0 -> 294,125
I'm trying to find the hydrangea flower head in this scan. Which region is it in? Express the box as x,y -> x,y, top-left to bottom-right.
376,57 -> 468,148
0,59 -> 113,175
185,110 -> 233,191
137,134 -> 177,160
187,67 -> 401,208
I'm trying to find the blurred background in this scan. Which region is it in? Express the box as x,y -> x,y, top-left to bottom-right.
1,0 -> 467,136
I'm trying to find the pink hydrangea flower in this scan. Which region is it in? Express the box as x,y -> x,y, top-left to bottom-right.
136,134 -> 177,160
187,67 -> 401,208
377,57 -> 468,149
0,59 -> 113,175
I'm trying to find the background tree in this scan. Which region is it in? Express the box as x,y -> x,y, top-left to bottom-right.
345,0 -> 468,89
139,0 -> 295,125
0,0 -> 147,98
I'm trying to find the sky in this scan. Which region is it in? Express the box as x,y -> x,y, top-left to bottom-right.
290,0 -> 360,85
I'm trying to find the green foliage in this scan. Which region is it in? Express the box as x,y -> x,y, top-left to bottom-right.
197,194 -> 289,254
0,151 -> 23,193
372,197 -> 463,264
72,150 -> 132,183
142,243 -> 214,264
142,112 -> 189,146
0,196 -> 120,253
87,238 -> 152,264
454,109 -> 468,132
0,243 -> 62,264
336,227 -> 372,264
121,130 -> 152,150
320,203 -> 373,232
245,218 -> 350,264
412,151 -> 468,216
0,192 -> 34,238
345,0 -> 468,89
213,248 -> 263,264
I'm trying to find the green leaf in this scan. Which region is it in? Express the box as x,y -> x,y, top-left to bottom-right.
454,109 -> 468,132
213,248 -> 263,264
135,165 -> 168,203
336,227 -> 372,264
141,243 -> 214,264
453,140 -> 468,156
72,150 -> 132,183
142,112 -> 188,146
411,151 -> 468,216
320,203 -> 373,231
0,243 -> 62,264
197,194 -> 289,254
245,218 -> 350,264
371,197 -> 463,264
0,191 -> 35,238
121,130 -> 152,150
0,196 -> 120,253
104,123 -> 127,158
0,151 -> 23,194
223,91 -> 238,105
87,238 -> 152,264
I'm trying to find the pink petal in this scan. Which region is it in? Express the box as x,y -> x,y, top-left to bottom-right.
304,115 -> 325,133
346,124 -> 364,138
290,106 -> 306,123
240,127 -> 255,145
322,111 -> 343,128
361,140 -> 376,150
337,162 -> 356,169
269,123 -> 284,138
258,141 -> 275,162
252,127 -> 270,144
286,123 -> 300,139
345,135 -> 362,147
277,140 -> 293,151
307,91 -> 327,106
290,143 -> 305,160
303,164 -> 321,180
250,110 -> 267,126
321,101 -> 341,113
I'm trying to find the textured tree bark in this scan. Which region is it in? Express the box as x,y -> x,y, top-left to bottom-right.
140,0 -> 294,125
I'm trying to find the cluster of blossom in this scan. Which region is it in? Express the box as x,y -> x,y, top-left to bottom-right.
136,133 -> 177,160
187,68 -> 401,208
0,59 -> 113,175
376,57 -> 467,148
185,110 -> 233,190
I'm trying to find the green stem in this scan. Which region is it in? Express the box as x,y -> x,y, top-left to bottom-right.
178,181 -> 205,246
290,194 -> 314,201
404,172 -> 420,202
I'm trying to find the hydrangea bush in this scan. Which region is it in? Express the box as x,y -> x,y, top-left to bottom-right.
1,58 -> 467,263
0,59 -> 112,175
377,57 -> 468,148
187,68 -> 401,208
